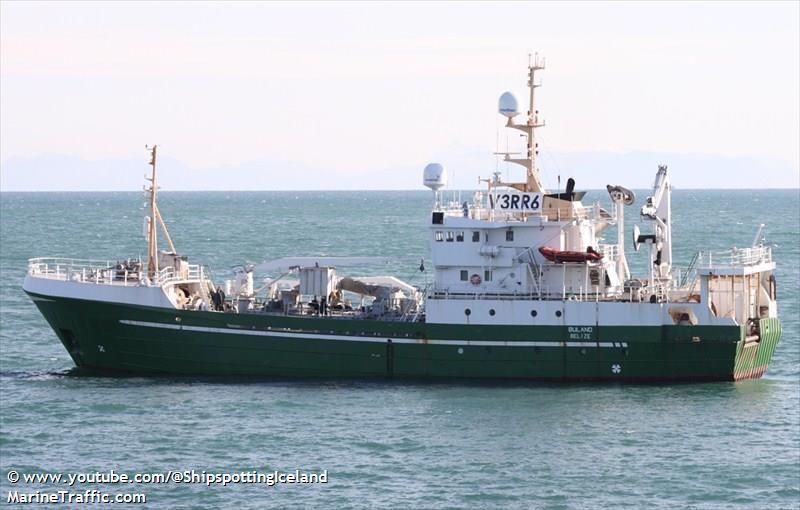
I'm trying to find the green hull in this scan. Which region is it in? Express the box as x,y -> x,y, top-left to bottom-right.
27,291 -> 780,382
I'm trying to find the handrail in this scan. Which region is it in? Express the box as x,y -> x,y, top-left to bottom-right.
439,202 -> 601,223
696,246 -> 772,269
28,257 -> 120,269
27,258 -> 139,286
679,251 -> 699,287
598,243 -> 619,260
152,264 -> 206,286
429,288 -> 604,302
27,256 -> 208,287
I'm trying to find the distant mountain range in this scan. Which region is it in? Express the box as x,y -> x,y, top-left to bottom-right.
1,150 -> 797,191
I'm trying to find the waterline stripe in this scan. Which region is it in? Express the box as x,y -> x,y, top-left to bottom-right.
119,320 -> 627,348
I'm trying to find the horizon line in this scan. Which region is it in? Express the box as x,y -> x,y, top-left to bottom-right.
2,186 -> 799,193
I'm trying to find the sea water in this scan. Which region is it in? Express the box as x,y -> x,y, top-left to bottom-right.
1,189 -> 798,509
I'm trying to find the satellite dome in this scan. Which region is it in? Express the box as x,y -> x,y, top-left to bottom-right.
423,163 -> 447,191
498,92 -> 519,118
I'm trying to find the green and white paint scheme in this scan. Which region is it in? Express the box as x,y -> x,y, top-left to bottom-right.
23,57 -> 780,381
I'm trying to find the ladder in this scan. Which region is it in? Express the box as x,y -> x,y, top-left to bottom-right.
679,251 -> 700,289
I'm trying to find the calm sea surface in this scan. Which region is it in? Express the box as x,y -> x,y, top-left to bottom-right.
1,189 -> 798,509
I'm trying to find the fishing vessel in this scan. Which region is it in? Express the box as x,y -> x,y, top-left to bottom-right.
23,57 -> 781,381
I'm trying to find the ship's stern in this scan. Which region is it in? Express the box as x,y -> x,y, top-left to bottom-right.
732,317 -> 781,381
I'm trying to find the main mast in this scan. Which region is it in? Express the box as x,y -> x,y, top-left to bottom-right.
499,53 -> 547,193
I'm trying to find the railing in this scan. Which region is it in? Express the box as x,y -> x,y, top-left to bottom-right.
696,246 -> 772,269
430,286 -> 603,302
431,278 -> 675,304
640,282 -> 670,303
440,202 -> 602,223
431,290 -> 545,301
672,268 -> 697,292
27,257 -> 207,287
598,243 -> 619,260
152,264 -> 206,286
27,257 -> 141,286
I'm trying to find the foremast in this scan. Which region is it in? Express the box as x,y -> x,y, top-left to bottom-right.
145,145 -> 176,279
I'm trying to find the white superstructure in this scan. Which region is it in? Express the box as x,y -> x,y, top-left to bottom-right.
421,55 -> 777,331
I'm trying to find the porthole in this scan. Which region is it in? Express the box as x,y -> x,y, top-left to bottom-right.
530,310 -> 537,317
489,309 -> 496,316
555,310 -> 562,317
464,308 -> 471,316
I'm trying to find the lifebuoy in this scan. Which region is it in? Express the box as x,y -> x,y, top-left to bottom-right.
470,274 -> 482,285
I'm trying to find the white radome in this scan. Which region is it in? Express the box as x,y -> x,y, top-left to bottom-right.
423,163 -> 447,191
498,91 -> 519,118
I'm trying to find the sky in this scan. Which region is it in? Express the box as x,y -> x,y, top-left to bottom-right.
1,1 -> 798,191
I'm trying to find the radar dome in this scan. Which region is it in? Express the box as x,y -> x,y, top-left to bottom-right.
423,163 -> 447,191
498,92 -> 519,118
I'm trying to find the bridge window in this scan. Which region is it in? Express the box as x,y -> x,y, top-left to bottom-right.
506,230 -> 514,242
446,231 -> 454,242
472,231 -> 480,242
484,270 -> 493,282
456,231 -> 464,242
460,270 -> 468,281
435,231 -> 443,242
